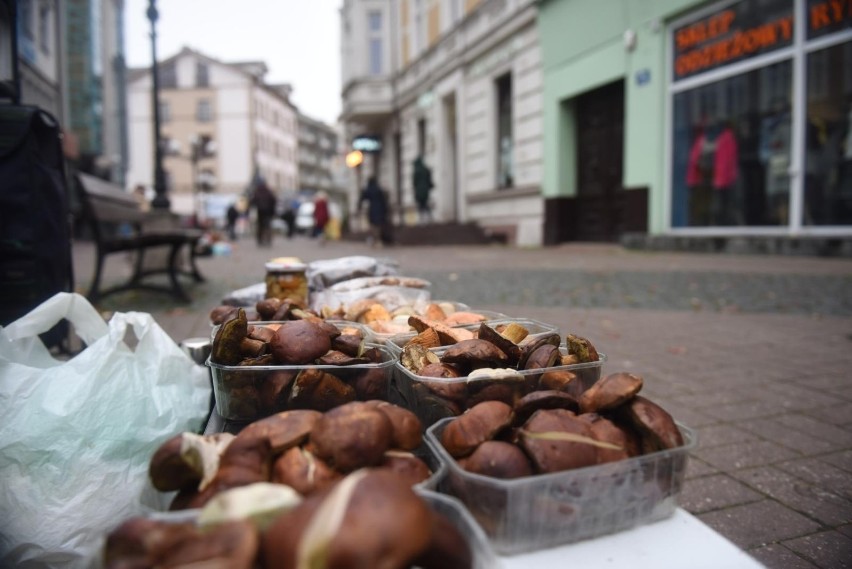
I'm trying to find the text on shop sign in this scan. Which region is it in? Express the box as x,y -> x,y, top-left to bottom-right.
674,8 -> 792,80
674,0 -> 852,80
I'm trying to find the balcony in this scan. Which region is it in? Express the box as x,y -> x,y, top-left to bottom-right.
340,76 -> 395,125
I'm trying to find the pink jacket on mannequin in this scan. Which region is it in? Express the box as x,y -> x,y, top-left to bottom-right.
713,127 -> 738,189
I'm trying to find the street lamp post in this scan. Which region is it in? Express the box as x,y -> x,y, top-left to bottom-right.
147,0 -> 169,210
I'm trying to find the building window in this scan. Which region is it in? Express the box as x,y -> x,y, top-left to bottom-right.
368,10 -> 382,75
159,101 -> 171,123
414,0 -> 426,54
159,63 -> 177,89
38,4 -> 49,54
197,99 -> 212,122
196,62 -> 209,87
496,73 -> 513,189
19,2 -> 33,40
667,0 -> 852,231
671,60 -> 792,227
804,41 -> 852,226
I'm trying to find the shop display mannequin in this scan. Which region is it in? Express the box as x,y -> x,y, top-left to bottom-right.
687,120 -> 739,225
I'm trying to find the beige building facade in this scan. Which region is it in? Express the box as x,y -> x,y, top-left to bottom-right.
341,0 -> 544,245
126,48 -> 299,218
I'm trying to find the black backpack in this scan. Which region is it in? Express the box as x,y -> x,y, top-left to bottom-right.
0,105 -> 74,348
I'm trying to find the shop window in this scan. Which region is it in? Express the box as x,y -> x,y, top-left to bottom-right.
671,60 -> 793,228
804,40 -> 852,226
496,73 -> 513,189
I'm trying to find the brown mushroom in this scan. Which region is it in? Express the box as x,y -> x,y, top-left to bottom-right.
518,408 -> 600,474
579,371 -> 644,413
439,400 -> 513,458
462,440 -> 533,479
309,402 -> 394,472
269,319 -> 332,365
260,469 -> 433,569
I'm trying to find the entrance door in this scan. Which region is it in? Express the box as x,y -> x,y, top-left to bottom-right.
575,80 -> 625,241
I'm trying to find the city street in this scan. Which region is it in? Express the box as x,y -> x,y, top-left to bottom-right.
71,235 -> 852,568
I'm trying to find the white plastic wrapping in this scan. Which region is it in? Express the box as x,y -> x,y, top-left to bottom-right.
0,293 -> 211,568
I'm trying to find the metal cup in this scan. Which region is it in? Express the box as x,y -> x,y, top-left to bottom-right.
180,337 -> 212,366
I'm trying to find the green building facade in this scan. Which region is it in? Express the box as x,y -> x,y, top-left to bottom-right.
539,0 -> 851,242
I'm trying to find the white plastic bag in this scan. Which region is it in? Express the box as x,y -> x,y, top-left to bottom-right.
0,293 -> 211,568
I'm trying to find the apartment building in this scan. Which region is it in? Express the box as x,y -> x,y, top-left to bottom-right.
298,112 -> 340,198
340,0 -> 544,245
126,47 -> 299,217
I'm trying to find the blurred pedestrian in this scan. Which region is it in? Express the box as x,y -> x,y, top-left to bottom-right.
226,201 -> 239,241
412,156 -> 434,224
281,203 -> 296,239
358,176 -> 391,247
250,179 -> 276,247
312,191 -> 330,240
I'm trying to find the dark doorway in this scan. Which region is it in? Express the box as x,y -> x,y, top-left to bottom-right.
544,80 -> 646,245
574,80 -> 625,241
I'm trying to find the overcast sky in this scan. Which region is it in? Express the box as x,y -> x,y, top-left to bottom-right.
123,0 -> 343,125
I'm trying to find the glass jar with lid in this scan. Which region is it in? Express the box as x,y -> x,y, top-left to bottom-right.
265,257 -> 308,305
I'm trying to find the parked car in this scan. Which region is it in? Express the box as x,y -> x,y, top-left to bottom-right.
295,201 -> 315,234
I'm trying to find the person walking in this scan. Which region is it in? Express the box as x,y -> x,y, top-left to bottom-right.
281,202 -> 296,239
225,201 -> 239,241
312,191 -> 330,241
412,156 -> 434,224
250,179 -> 276,247
358,176 -> 391,247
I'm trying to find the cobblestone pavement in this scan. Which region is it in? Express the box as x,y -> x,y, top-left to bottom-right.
71,235 -> 852,569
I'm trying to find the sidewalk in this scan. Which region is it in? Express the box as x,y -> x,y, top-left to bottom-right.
71,234 -> 852,569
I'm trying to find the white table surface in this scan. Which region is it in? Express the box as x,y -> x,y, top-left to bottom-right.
498,508 -> 764,569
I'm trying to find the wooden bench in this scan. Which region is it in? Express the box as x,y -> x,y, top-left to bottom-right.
75,172 -> 205,302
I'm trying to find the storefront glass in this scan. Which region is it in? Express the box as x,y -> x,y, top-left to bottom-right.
669,0 -> 852,231
671,60 -> 793,227
804,40 -> 852,225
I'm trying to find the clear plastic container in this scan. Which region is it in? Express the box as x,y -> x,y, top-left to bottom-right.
392,341 -> 605,429
207,341 -> 395,423
380,309 -> 518,353
417,489 -> 502,569
425,418 -> 696,555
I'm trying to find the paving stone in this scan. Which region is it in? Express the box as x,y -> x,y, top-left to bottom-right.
773,414 -> 852,448
669,406 -> 718,428
839,525 -> 852,540
685,455 -> 719,479
749,544 -> 820,569
777,458 -> 852,500
802,402 -> 852,428
694,440 -> 801,471
732,466 -> 852,526
821,450 -> 852,473
782,531 -> 852,569
680,473 -> 763,514
739,417 -> 847,455
697,424 -> 761,448
702,400 -> 789,422
698,500 -> 821,549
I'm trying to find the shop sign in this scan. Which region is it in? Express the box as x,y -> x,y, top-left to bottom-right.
352,135 -> 382,153
807,0 -> 852,39
672,0 -> 793,81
